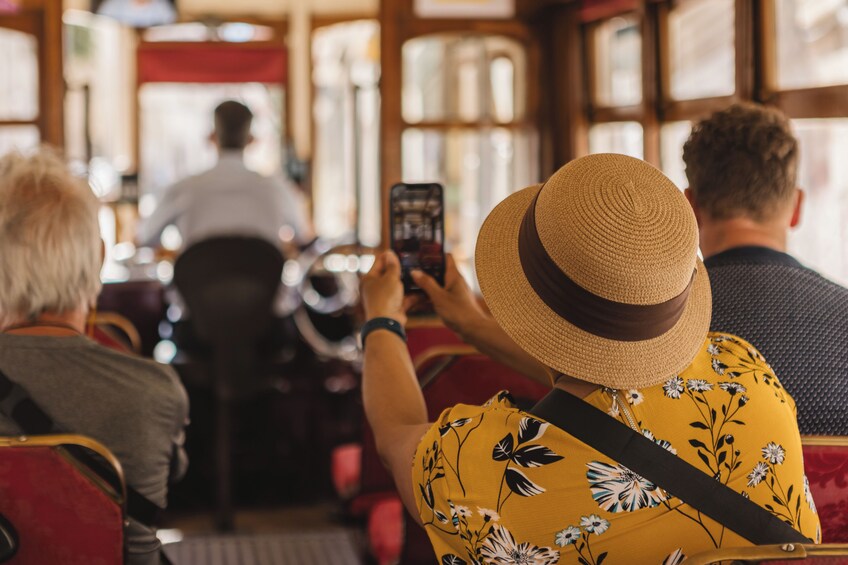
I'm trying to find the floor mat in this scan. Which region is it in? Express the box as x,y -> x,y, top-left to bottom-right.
163,530 -> 362,565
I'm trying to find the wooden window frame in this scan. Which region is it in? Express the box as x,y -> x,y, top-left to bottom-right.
0,0 -> 64,147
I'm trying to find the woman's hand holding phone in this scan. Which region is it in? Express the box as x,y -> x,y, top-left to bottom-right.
410,254 -> 488,338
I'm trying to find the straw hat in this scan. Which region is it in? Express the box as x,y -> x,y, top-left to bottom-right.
475,153 -> 711,390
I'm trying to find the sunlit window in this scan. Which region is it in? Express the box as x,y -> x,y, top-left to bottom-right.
660,121 -> 693,190
311,20 -> 381,246
588,122 -> 644,159
788,119 -> 848,286
773,0 -> 848,90
402,34 -> 527,124
668,0 -> 735,100
0,27 -> 38,121
593,15 -> 641,107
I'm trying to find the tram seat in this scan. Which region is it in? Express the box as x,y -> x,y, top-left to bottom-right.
0,435 -> 124,564
97,279 -> 167,357
331,321 -> 464,504
354,344 -> 549,564
802,437 -> 848,543
91,311 -> 143,354
173,236 -> 285,531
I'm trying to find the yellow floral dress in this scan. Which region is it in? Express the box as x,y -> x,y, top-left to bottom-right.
412,333 -> 820,564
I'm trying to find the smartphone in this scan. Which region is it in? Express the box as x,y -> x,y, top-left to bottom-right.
389,182 -> 446,293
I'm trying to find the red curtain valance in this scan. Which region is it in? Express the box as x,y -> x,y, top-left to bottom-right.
581,0 -> 641,22
137,43 -> 286,84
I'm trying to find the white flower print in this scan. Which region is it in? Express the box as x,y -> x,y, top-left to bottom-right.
762,442 -> 785,465
686,379 -> 713,392
477,507 -> 500,522
579,514 -> 610,535
747,461 -> 769,487
663,376 -> 684,399
626,389 -> 643,405
804,476 -> 817,514
662,548 -> 686,565
587,460 -> 670,512
711,358 -> 726,375
479,525 -> 560,565
453,505 -> 472,518
554,526 -> 581,547
719,382 -> 747,395
707,344 -> 721,356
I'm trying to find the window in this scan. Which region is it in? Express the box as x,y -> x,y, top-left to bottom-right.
0,27 -> 39,153
772,0 -> 848,90
660,121 -> 693,190
592,15 -> 641,107
788,119 -> 848,285
401,33 -> 536,279
668,0 -> 735,100
312,20 -> 381,246
588,122 -> 644,159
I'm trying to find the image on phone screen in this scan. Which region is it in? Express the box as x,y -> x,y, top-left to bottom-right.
390,183 -> 445,293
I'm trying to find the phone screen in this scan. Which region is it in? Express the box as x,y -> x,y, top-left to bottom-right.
390,183 -> 445,293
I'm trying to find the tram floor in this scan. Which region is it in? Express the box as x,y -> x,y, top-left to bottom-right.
160,502 -> 367,564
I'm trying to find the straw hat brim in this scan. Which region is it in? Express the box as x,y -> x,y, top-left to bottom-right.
475,184 -> 712,390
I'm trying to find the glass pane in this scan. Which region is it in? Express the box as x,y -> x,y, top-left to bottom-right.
402,34 -> 527,124
593,15 -> 642,107
0,28 -> 38,120
588,122 -> 644,159
660,121 -> 693,190
787,119 -> 848,286
402,127 -> 538,281
0,125 -> 40,155
668,0 -> 735,100
138,83 -> 284,208
773,0 -> 848,90
312,20 -> 381,246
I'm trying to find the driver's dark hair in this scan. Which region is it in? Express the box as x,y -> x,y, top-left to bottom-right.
214,100 -> 253,150
683,103 -> 798,221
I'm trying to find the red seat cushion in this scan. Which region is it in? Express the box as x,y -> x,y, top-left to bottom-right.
803,443 -> 848,543
0,446 -> 123,564
367,496 -> 404,565
331,442 -> 362,500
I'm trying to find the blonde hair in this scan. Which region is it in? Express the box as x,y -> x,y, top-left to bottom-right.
0,148 -> 102,325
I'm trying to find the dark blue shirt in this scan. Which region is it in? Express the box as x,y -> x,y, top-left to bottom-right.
706,246 -> 848,435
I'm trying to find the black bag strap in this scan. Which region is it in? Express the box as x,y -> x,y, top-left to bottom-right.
530,387 -> 809,545
0,368 -> 163,528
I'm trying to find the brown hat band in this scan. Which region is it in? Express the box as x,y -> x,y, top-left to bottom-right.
518,190 -> 695,342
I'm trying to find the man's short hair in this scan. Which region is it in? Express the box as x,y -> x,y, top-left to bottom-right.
682,103 -> 798,221
0,148 -> 102,325
214,100 -> 253,150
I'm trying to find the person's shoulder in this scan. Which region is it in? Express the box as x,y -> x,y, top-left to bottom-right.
81,341 -> 185,401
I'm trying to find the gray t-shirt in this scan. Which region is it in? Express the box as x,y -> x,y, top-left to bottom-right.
0,334 -> 189,565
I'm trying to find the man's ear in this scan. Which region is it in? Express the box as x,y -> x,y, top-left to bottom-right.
246,133 -> 255,146
789,188 -> 804,228
684,188 -> 701,225
209,131 -> 218,146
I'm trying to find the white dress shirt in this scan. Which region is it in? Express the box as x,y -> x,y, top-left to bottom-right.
138,152 -> 308,249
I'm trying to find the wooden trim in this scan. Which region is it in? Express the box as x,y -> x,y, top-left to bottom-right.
379,0 -> 404,247
590,104 -> 643,123
663,95 -> 737,121
401,120 -> 534,130
404,18 -> 534,40
769,85 -> 848,119
656,2 -> 671,117
758,0 -> 777,99
584,21 -> 600,108
734,0 -> 755,101
0,119 -> 39,127
801,435 -> 848,447
94,311 -> 142,354
641,2 -> 660,166
406,316 -> 447,329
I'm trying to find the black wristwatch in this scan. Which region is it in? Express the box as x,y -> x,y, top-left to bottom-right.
360,317 -> 407,347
